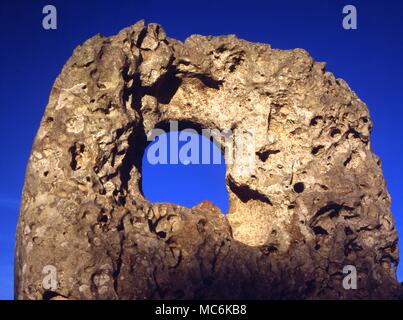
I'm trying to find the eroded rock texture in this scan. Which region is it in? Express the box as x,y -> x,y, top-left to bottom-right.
15,21 -> 402,299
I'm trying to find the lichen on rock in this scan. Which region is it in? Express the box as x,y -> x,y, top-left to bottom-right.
15,20 -> 401,299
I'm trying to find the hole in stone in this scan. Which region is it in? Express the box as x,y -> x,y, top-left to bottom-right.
157,231 -> 167,239
293,182 -> 305,193
69,142 -> 85,171
309,115 -> 323,126
343,153 -> 352,167
330,128 -> 341,137
256,149 -> 280,162
98,214 -> 109,223
311,145 -> 324,156
152,66 -> 183,104
141,122 -> 229,214
346,128 -> 361,139
228,177 -> 273,205
312,225 -> 328,235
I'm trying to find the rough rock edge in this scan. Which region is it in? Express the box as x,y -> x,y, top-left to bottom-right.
15,20 -> 402,299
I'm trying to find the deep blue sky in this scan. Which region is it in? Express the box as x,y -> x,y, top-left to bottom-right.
142,132 -> 228,212
1,0 -> 402,300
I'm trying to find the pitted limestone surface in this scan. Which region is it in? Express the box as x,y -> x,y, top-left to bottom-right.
15,21 -> 401,299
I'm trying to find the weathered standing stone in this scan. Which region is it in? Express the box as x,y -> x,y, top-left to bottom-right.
15,20 -> 402,299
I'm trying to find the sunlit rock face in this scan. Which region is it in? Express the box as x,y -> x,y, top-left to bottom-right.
15,20 -> 401,299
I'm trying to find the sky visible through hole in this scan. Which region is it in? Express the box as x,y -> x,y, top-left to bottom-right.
142,131 -> 229,213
